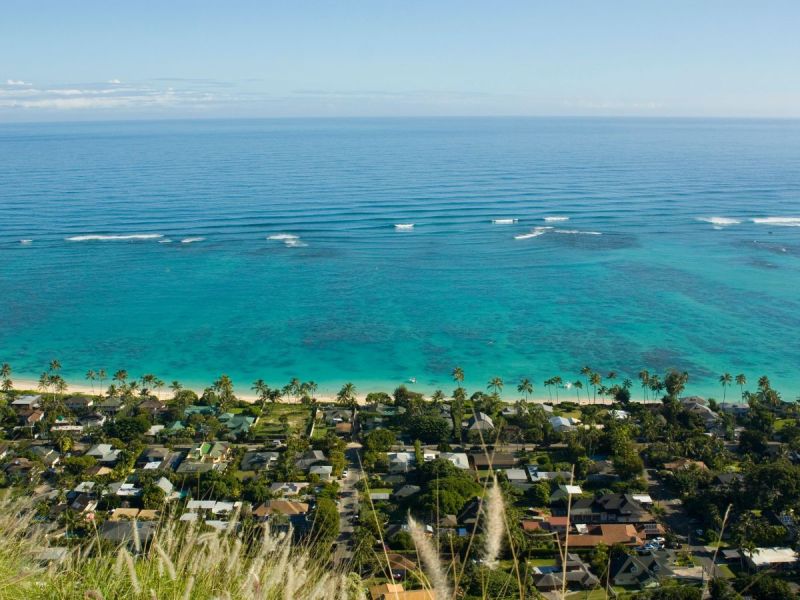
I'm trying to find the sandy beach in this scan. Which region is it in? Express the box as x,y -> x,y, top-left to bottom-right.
10,377 -> 617,407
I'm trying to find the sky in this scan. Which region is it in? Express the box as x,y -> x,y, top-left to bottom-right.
1,1 -> 799,121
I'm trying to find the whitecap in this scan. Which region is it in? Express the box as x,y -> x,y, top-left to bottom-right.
180,237 -> 205,244
697,217 -> 740,226
20,239 -> 32,245
514,227 -> 551,240
544,216 -> 569,222
284,238 -> 308,248
752,217 -> 800,227
492,218 -> 518,224
158,239 -> 173,244
394,223 -> 415,230
66,233 -> 163,242
267,234 -> 299,241
554,229 -> 602,235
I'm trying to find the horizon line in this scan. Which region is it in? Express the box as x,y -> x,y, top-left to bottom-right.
2,113 -> 800,127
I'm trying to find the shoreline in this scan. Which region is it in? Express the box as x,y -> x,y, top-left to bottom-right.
8,377 -> 633,407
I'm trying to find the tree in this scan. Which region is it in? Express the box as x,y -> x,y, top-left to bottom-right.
0,363 -> 12,394
735,374 -> 747,400
309,497 -> 339,551
639,369 -> 650,402
451,387 -> 466,442
452,366 -> 464,385
487,376 -> 503,397
212,374 -> 236,408
406,414 -> 451,444
337,382 -> 357,407
719,373 -> 732,406
664,370 -> 689,399
141,484 -> 166,509
589,371 -> 602,403
363,429 -> 396,453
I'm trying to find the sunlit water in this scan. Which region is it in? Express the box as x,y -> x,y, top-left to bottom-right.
1,118 -> 799,399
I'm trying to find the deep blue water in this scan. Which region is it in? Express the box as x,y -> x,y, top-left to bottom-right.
1,118 -> 799,399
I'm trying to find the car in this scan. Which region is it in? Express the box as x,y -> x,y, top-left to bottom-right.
341,469 -> 349,478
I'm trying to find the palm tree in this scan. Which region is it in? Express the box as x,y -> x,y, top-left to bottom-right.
552,375 -> 563,401
337,382 -> 357,407
735,374 -> 747,400
305,381 -> 318,399
719,373 -> 733,406
452,366 -> 464,385
252,379 -> 270,404
212,375 -> 235,408
288,377 -> 301,401
589,372 -> 602,404
638,369 -> 651,402
580,365 -> 593,394
649,375 -> 663,401
169,380 -> 183,397
154,378 -> 165,399
97,369 -> 107,391
606,371 -> 617,382
517,378 -> 533,401
431,389 -> 445,406
573,380 -> 583,402
487,377 -> 504,397
49,359 -> 61,373
85,370 -> 96,394
543,377 -> 554,401
0,363 -> 12,393
113,370 -> 128,388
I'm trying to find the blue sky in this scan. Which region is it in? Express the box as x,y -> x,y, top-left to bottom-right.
1,1 -> 798,120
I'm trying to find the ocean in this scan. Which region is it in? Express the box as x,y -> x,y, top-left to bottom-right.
1,117 -> 799,400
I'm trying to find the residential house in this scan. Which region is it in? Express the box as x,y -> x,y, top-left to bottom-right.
98,521 -> 158,550
467,412 -> 494,431
252,500 -> 309,520
611,551 -> 675,587
294,450 -> 327,471
95,397 -> 124,416
534,553 -> 600,593
218,412 -> 256,438
85,443 -> 121,465
743,547 -> 798,570
549,415 -> 580,432
11,395 -> 41,411
439,452 -> 470,470
309,464 -> 333,481
240,451 -> 280,472
393,484 -> 421,500
269,482 -> 310,496
566,493 -> 654,524
387,451 -> 416,473
471,453 -> 517,470
65,396 -> 94,412
569,524 -> 643,548
663,458 -> 708,472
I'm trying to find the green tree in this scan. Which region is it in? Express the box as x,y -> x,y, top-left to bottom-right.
309,497 -> 339,551
337,382 -> 357,407
735,374 -> 747,400
719,373 -> 732,405
517,378 -> 533,400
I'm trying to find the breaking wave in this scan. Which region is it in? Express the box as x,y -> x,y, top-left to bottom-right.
697,217 -> 740,226
514,227 -> 552,240
554,229 -> 602,235
544,216 -> 569,222
66,233 -> 164,242
492,218 -> 518,224
180,237 -> 205,244
752,217 -> 800,227
394,223 -> 415,230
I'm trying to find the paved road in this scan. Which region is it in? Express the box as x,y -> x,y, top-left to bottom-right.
332,443 -> 362,567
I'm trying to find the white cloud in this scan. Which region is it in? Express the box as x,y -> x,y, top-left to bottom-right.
0,81 -> 220,112
6,79 -> 31,86
108,79 -> 121,84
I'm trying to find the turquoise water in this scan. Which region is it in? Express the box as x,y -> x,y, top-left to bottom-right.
1,118 -> 799,399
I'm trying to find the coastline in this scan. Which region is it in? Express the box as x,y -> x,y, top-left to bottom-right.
9,377 -> 625,406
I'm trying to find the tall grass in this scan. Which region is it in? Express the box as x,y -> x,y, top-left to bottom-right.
0,494 -> 356,600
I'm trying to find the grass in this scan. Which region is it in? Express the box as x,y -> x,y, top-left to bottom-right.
0,493 -> 355,599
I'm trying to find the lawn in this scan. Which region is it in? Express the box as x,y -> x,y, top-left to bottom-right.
250,403 -> 312,441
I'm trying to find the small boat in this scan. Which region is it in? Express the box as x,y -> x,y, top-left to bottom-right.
409,377 -> 417,384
